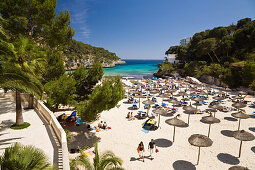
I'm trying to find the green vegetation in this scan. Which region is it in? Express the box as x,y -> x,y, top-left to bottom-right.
71,62 -> 104,101
44,74 -> 76,110
0,0 -> 73,127
10,122 -> 30,130
0,143 -> 55,169
64,39 -> 120,68
165,18 -> 255,89
70,141 -> 123,170
77,76 -> 124,122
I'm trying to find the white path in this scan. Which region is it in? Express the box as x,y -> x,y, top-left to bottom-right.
0,92 -> 58,165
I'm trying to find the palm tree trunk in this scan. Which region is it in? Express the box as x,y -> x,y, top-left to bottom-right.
28,94 -> 34,109
16,90 -> 24,125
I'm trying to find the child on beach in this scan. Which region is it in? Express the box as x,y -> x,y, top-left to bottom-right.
137,141 -> 145,162
148,139 -> 157,160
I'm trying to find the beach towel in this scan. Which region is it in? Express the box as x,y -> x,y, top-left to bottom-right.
141,129 -> 149,133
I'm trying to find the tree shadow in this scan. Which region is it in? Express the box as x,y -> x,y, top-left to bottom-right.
130,157 -> 143,162
217,153 -> 240,165
249,127 -> 255,132
251,146 -> 255,154
224,117 -> 238,121
221,130 -> 233,137
0,119 -> 15,132
154,138 -> 172,148
123,101 -> 133,104
64,124 -> 101,150
172,160 -> 196,170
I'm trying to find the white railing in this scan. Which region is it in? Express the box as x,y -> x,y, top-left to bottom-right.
33,98 -> 70,170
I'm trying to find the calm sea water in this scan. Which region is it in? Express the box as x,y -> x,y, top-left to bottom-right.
104,59 -> 162,78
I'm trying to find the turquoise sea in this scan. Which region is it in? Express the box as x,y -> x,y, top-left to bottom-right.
104,60 -> 163,78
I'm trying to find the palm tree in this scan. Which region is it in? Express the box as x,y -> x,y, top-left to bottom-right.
0,143 -> 55,169
0,18 -> 45,125
70,142 -> 124,170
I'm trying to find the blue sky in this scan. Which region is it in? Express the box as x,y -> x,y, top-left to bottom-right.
57,0 -> 255,59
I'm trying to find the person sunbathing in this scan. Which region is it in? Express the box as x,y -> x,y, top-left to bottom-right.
98,121 -> 103,128
103,122 -> 107,129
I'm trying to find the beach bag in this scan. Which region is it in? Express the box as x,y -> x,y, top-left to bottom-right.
155,148 -> 159,153
137,146 -> 140,153
96,128 -> 100,132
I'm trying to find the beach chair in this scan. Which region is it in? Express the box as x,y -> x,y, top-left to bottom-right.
162,103 -> 167,107
202,101 -> 208,105
133,104 -> 138,109
154,104 -> 160,108
144,104 -> 149,109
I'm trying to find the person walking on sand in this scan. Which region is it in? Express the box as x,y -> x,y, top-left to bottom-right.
137,141 -> 145,162
148,139 -> 156,160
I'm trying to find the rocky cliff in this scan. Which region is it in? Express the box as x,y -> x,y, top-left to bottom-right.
65,58 -> 126,70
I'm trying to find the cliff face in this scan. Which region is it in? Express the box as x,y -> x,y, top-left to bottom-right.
64,58 -> 126,70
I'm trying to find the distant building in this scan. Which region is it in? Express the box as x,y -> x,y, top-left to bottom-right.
167,54 -> 179,64
180,37 -> 192,46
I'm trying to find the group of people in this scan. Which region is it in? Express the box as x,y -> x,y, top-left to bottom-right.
137,139 -> 157,162
98,121 -> 108,129
127,112 -> 135,120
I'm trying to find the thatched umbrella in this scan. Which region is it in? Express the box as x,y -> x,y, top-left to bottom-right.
188,134 -> 213,165
228,166 -> 250,170
153,108 -> 168,127
216,91 -> 225,96
232,102 -> 246,110
171,100 -> 181,108
142,99 -> 155,116
158,93 -> 169,105
165,114 -> 186,142
233,95 -> 244,100
208,104 -> 223,117
183,103 -> 197,124
135,94 -> 147,108
199,91 -> 208,97
213,96 -> 225,101
231,112 -> 250,130
232,130 -> 255,157
201,114 -> 220,137
192,97 -> 204,109
178,91 -> 188,98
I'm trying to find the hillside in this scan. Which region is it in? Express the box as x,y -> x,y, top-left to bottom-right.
63,40 -> 125,69
162,18 -> 255,90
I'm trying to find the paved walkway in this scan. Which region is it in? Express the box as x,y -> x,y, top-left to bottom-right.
0,91 -> 58,165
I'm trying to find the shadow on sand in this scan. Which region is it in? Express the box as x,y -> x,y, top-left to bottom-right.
221,130 -> 233,137
172,160 -> 196,170
217,153 -> 240,165
130,155 -> 154,162
154,138 -> 172,148
64,124 -> 100,150
249,127 -> 255,132
251,146 -> 255,154
224,117 -> 238,122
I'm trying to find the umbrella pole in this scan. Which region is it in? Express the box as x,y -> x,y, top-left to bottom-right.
188,113 -> 190,124
208,124 -> 211,137
158,115 -> 160,128
173,126 -> 176,142
238,118 -> 241,131
139,97 -> 140,108
197,147 -> 201,165
238,140 -> 243,158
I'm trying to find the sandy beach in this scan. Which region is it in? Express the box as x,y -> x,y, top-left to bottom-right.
68,78 -> 255,170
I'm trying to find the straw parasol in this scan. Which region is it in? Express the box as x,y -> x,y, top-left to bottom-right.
142,99 -> 155,116
192,97 -> 204,109
158,93 -> 169,104
135,94 -> 147,108
178,91 -> 188,97
153,108 -> 168,127
231,112 -> 250,130
165,114 -> 186,142
232,102 -> 246,110
201,114 -> 220,137
188,134 -> 213,165
216,91 -> 225,95
199,91 -> 208,96
208,104 -> 223,117
232,130 -> 255,157
232,95 -> 244,100
183,103 -> 198,124
213,96 -> 225,101
228,166 -> 250,170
